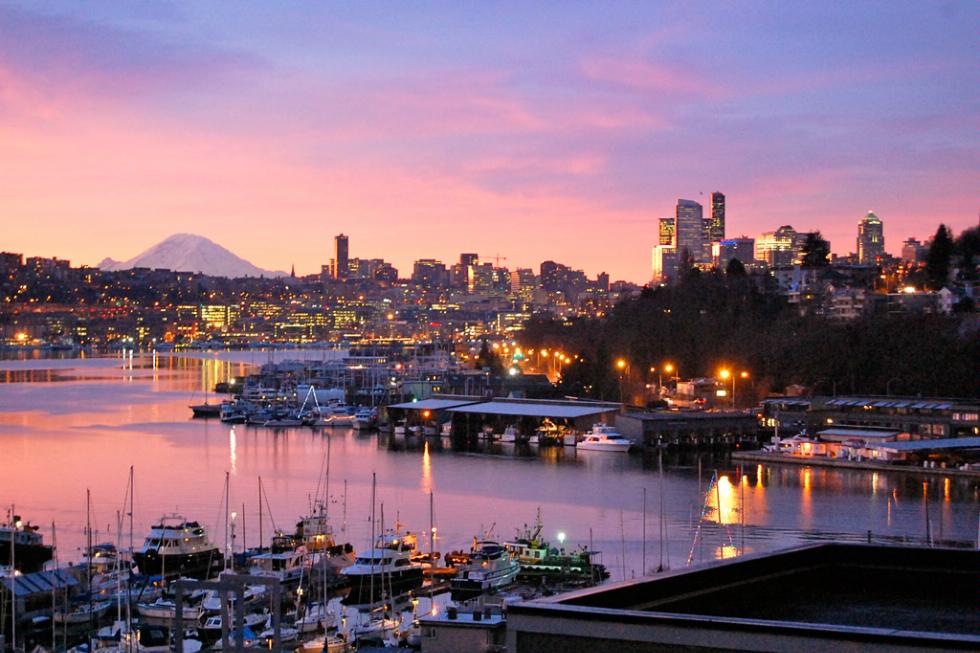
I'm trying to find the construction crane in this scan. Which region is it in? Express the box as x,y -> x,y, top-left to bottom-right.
484,253 -> 509,266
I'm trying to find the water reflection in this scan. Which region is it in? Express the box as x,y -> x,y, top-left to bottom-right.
229,427 -> 238,473
1,353 -> 979,579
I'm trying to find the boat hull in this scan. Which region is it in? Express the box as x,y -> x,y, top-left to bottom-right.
342,567 -> 424,605
133,548 -> 224,579
0,540 -> 53,573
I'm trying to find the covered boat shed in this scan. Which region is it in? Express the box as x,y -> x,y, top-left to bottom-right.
2,568 -> 79,620
445,397 -> 621,437
386,397 -> 483,428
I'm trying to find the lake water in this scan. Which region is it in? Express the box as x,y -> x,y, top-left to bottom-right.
1,351 -> 978,581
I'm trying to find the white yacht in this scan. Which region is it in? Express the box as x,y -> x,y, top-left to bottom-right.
247,547 -> 307,584
577,424 -> 632,452
499,425 -> 519,443
450,540 -> 520,600
352,407 -> 378,430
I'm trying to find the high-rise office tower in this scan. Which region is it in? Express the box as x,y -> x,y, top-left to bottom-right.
675,199 -> 705,263
857,211 -> 885,264
334,234 -> 349,279
659,218 -> 676,246
709,191 -> 726,242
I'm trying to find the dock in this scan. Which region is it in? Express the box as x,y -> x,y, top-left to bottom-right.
732,450 -> 980,478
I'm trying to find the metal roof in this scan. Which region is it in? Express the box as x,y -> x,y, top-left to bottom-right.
872,437 -> 980,453
447,401 -> 618,419
2,569 -> 78,597
388,398 -> 481,411
818,428 -> 902,440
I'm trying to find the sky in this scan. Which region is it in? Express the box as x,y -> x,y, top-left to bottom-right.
0,1 -> 975,282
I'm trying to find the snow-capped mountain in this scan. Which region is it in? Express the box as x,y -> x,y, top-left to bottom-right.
98,234 -> 287,278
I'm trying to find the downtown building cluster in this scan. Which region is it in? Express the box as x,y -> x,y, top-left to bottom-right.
652,193 -> 889,282
0,237 -> 633,351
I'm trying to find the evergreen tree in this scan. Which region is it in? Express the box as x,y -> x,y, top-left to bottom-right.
725,258 -> 747,277
800,232 -> 830,267
925,224 -> 954,290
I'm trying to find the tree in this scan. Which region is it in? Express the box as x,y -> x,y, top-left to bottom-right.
925,224 -> 954,290
475,338 -> 504,375
725,258 -> 747,277
800,232 -> 830,268
955,226 -> 980,281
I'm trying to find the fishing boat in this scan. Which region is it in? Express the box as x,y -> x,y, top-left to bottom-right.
576,424 -> 632,452
0,512 -> 53,573
504,511 -> 609,586
132,515 -> 223,579
450,540 -> 520,600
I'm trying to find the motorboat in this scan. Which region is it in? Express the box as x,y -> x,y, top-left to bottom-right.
341,530 -> 424,605
577,424 -> 632,452
247,547 -> 307,584
201,583 -> 266,613
499,425 -> 518,443
54,600 -> 113,625
132,515 -> 223,579
352,407 -> 378,430
450,540 -> 520,600
296,635 -> 350,653
200,612 -> 267,643
0,512 -> 53,573
393,420 -> 407,436
137,597 -> 203,621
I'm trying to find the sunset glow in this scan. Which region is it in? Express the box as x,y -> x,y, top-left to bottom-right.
1,2 -> 975,280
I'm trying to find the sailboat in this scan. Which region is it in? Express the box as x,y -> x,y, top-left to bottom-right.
189,361 -> 221,418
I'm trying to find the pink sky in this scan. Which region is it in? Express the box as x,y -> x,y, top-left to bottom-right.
1,2 -> 975,281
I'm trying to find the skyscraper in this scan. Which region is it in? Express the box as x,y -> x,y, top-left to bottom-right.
334,234 -> 349,279
857,211 -> 885,264
659,218 -> 676,246
709,191 -> 726,243
675,199 -> 705,263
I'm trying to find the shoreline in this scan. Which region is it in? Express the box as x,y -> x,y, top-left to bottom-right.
732,451 -> 980,479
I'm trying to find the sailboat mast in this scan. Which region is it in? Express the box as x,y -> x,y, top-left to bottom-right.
258,477 -> 264,551
51,521 -> 57,651
224,471 -> 230,570
10,504 -> 16,653
641,487 -> 647,576
429,492 -> 434,562
369,473 -> 376,608
86,490 -> 93,652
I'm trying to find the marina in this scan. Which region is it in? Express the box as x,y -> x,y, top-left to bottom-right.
2,352 -> 980,651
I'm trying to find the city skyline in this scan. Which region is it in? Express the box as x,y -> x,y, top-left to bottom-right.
1,1 -> 975,281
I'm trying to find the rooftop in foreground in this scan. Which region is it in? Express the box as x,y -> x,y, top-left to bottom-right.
508,543 -> 980,652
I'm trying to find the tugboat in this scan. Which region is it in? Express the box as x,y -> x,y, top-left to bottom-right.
0,512 -> 53,573
504,510 -> 609,587
133,514 -> 223,579
341,529 -> 424,605
450,539 -> 520,600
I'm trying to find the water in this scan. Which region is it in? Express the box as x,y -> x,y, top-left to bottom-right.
1,352 -> 978,581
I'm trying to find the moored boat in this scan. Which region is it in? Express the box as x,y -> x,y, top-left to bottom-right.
450,540 -> 520,600
132,515 -> 223,579
577,424 -> 632,452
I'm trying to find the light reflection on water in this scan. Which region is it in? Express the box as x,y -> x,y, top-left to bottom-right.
0,352 -> 978,582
